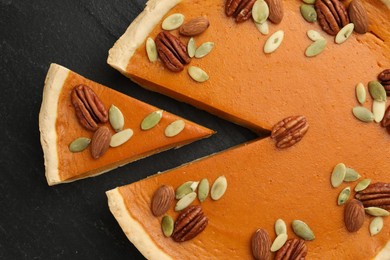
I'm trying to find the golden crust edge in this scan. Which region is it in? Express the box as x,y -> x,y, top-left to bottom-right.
107,0 -> 181,74
106,188 -> 172,260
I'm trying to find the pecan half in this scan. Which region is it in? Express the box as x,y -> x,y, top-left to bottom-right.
251,228 -> 271,260
225,0 -> 256,23
315,0 -> 349,35
271,115 -> 309,149
378,69 -> 390,96
172,205 -> 208,242
155,31 -> 190,72
90,126 -> 112,159
151,185 -> 175,216
275,239 -> 307,260
381,105 -> 390,128
71,85 -> 108,131
355,182 -> 390,210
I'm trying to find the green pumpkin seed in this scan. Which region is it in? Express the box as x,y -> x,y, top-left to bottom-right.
165,119 -> 185,137
335,23 -> 354,44
365,207 -> 390,217
307,30 -> 324,41
305,38 -> 327,57
355,178 -> 371,192
146,37 -> 158,62
331,163 -> 346,188
300,4 -> 317,23
356,82 -> 366,105
110,129 -> 133,147
141,110 -> 163,130
344,167 -> 361,182
270,233 -> 288,252
175,181 -> 199,199
303,0 -> 316,4
198,178 -> 209,203
195,42 -> 214,58
370,217 -> 384,236
292,220 -> 315,241
368,81 -> 387,102
255,21 -> 269,35
211,175 -> 227,200
187,37 -> 196,58
352,106 -> 374,122
161,215 -> 174,237
337,187 -> 351,206
373,100 -> 386,123
69,137 -> 91,152
175,191 -> 196,211
264,30 -> 284,54
188,66 -> 209,83
162,13 -> 184,30
252,0 -> 269,24
275,219 -> 287,235
109,105 -> 125,132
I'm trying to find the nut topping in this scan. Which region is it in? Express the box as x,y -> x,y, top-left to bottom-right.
155,31 -> 190,72
271,115 -> 309,149
275,239 -> 308,260
151,185 -> 175,216
71,85 -> 108,131
315,0 -> 349,35
264,0 -> 283,24
348,0 -> 368,34
355,182 -> 390,210
381,105 -> 390,128
172,205 -> 208,242
90,126 -> 112,159
179,17 -> 210,36
344,199 -> 365,232
251,228 -> 271,260
378,69 -> 390,96
225,0 -> 256,23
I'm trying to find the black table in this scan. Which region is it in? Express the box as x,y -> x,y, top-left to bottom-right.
1,1 -> 257,259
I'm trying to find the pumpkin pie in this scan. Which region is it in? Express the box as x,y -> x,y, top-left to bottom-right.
106,0 -> 390,258
39,63 -> 214,185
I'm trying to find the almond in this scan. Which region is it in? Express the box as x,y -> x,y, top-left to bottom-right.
251,228 -> 271,260
151,185 -> 175,216
348,0 -> 368,34
265,0 -> 284,24
344,199 -> 365,232
179,17 -> 209,36
90,126 -> 112,159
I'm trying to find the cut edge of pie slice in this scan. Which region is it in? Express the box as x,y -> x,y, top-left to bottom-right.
39,63 -> 214,186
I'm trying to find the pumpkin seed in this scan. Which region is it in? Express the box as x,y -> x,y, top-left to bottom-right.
344,167 -> 361,182
303,0 -> 316,4
187,37 -> 196,58
146,37 -> 158,62
175,181 -> 199,199
373,100 -> 386,123
305,38 -> 327,57
161,215 -> 174,237
252,0 -> 269,24
264,30 -> 284,54
211,175 -> 227,200
275,219 -> 287,235
162,13 -> 184,30
370,217 -> 384,236
356,82 -> 366,105
195,42 -> 214,58
300,4 -> 317,23
270,233 -> 288,252
307,30 -> 324,41
331,163 -> 346,188
175,191 -> 197,211
198,178 -> 209,203
69,137 -> 91,152
335,23 -> 354,44
368,81 -> 387,102
292,220 -> 315,241
141,110 -> 163,130
109,105 -> 125,132
355,178 -> 371,192
365,207 -> 390,217
337,187 -> 351,206
110,129 -> 133,147
255,20 -> 269,35
188,66 -> 209,83
352,106 -> 374,122
165,119 -> 185,137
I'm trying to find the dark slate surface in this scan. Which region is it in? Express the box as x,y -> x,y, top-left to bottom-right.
0,1 -> 258,259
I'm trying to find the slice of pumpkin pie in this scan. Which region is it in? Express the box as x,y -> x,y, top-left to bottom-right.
39,63 -> 214,185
